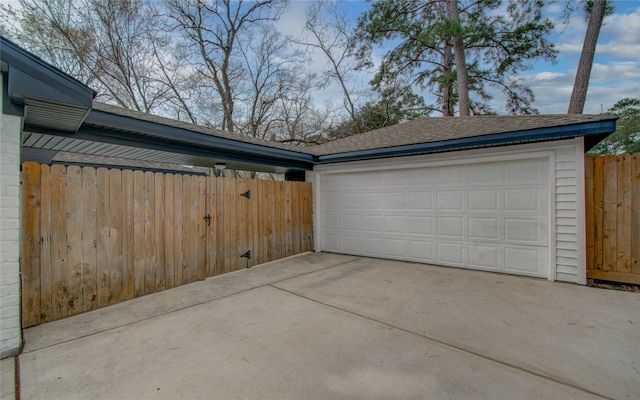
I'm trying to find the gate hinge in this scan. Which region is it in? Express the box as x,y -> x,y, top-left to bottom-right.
240,190 -> 250,199
240,250 -> 251,259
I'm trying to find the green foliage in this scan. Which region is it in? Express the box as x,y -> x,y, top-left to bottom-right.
588,98 -> 640,155
328,89 -> 428,139
352,0 -> 557,116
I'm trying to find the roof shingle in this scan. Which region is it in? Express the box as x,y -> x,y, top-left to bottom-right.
307,114 -> 616,156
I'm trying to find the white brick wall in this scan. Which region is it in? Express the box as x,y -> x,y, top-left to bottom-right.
1,74 -> 23,358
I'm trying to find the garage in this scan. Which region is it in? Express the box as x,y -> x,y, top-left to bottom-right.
309,115 -> 617,283
318,155 -> 550,278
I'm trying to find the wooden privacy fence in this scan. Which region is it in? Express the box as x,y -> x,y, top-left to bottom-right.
585,154 -> 640,284
21,162 -> 313,327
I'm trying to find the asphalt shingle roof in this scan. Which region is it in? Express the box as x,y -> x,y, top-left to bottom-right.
306,114 -> 616,156
92,103 -> 616,159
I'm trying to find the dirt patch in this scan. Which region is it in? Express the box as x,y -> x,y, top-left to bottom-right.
587,279 -> 640,293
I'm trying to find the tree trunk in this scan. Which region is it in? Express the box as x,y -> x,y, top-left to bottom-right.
446,0 -> 470,117
568,0 -> 607,114
442,42 -> 455,117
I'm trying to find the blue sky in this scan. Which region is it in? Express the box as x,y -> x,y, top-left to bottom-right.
281,0 -> 640,115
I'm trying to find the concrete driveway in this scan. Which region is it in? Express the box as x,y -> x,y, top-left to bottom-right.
17,253 -> 640,399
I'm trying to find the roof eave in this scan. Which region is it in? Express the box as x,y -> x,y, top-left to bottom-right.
78,109 -> 315,169
315,119 -> 617,164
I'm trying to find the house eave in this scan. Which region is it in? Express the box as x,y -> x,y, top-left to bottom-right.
314,120 -> 617,164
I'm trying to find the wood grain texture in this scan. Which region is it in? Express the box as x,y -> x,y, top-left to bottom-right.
109,169 -> 123,304
39,164 -> 52,322
65,166 -> 83,316
602,155 -> 617,271
164,174 -> 175,289
21,162 -> 41,327
49,164 -> 67,320
173,174 -> 184,287
593,156 -> 604,271
616,154 -> 632,273
81,167 -> 97,313
197,176 -> 207,280
96,168 -> 111,307
121,170 -> 135,300
133,170 -> 145,297
585,158 -> 594,273
154,173 -> 165,291
144,172 -> 155,294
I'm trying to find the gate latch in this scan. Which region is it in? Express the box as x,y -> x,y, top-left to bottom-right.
203,214 -> 212,226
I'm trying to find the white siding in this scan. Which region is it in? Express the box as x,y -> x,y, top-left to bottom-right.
553,140 -> 583,283
313,139 -> 585,284
1,74 -> 23,358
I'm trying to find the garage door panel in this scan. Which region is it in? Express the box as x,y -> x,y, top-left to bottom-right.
323,193 -> 341,210
342,215 -> 360,232
362,237 -> 386,255
342,193 -> 361,209
361,192 -> 384,209
505,247 -> 546,276
385,192 -> 407,210
361,215 -> 383,232
319,157 -> 550,278
324,214 -> 340,230
385,216 -> 407,233
504,188 -> 543,212
468,189 -> 499,211
409,191 -> 433,209
437,191 -> 464,210
410,216 -> 434,235
409,241 -> 434,260
437,242 -> 465,264
323,234 -> 341,252
342,236 -> 361,253
504,218 -> 544,243
437,216 -> 464,238
468,244 -> 501,270
468,217 -> 499,240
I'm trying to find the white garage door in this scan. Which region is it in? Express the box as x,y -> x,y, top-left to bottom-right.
319,157 -> 550,278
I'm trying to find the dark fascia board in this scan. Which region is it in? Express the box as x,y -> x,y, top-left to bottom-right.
0,36 -> 96,107
315,119 -> 617,164
84,109 -> 315,167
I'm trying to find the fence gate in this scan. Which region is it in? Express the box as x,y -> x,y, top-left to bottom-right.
585,154 -> 640,284
20,162 -> 313,327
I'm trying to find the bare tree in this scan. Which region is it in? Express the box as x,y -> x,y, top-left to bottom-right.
236,26 -> 309,139
1,0 -> 197,119
567,0 -> 608,114
164,0 -> 287,132
301,0 -> 367,132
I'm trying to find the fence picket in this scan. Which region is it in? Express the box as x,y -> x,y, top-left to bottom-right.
21,162 -> 41,327
81,167 -> 97,313
39,164 -> 52,323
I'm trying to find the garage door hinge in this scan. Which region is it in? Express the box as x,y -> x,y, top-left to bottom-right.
240,250 -> 251,259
